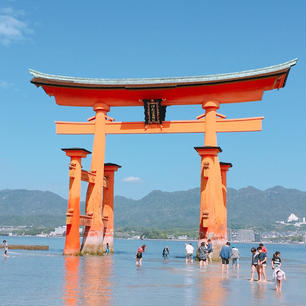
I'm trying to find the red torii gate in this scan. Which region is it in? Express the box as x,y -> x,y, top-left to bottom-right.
30,59 -> 296,255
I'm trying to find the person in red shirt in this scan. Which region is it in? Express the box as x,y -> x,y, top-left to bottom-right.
259,243 -> 267,254
136,245 -> 146,266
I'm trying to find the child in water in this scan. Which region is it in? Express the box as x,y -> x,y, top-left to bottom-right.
250,247 -> 259,281
275,268 -> 286,292
257,246 -> 267,282
272,251 -> 281,269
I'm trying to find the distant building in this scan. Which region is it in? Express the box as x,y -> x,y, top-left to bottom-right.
254,232 -> 261,242
288,213 -> 299,222
227,228 -> 232,241
237,229 -> 255,242
177,235 -> 188,240
49,226 -> 66,237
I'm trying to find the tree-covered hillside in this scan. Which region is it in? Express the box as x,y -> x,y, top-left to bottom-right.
0,186 -> 305,230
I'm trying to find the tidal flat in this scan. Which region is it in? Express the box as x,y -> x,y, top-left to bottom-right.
1,236 -> 305,306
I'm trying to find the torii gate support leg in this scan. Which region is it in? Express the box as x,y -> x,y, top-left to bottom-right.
63,148 -> 90,255
195,147 -> 227,247
220,162 -> 232,235
102,163 -> 121,253
195,101 -> 227,256
81,103 -> 109,255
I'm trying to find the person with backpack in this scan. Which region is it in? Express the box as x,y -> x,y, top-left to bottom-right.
231,246 -> 240,270
197,242 -> 208,267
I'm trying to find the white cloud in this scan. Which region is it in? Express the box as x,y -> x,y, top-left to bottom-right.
0,7 -> 32,45
122,176 -> 142,183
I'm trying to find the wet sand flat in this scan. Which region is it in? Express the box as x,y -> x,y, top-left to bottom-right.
1,236 -> 305,306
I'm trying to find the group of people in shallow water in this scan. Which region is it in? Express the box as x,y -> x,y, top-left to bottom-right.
135,241 -> 286,292
185,239 -> 213,266
250,244 -> 286,292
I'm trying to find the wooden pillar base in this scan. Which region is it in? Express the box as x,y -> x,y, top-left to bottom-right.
81,225 -> 104,255
210,240 -> 226,261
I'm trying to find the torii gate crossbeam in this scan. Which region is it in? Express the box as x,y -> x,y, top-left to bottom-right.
55,117 -> 263,135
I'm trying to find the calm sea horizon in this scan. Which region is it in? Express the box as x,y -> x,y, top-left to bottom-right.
1,236 -> 305,306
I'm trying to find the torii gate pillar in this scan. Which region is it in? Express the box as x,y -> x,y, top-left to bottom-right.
220,162 -> 232,236
195,147 -> 226,243
195,101 -> 226,249
62,148 -> 91,255
81,103 -> 109,255
102,163 -> 121,253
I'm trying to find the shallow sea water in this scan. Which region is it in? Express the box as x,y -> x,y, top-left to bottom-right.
1,236 -> 305,306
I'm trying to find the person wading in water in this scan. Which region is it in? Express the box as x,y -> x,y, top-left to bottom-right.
136,245 -> 146,266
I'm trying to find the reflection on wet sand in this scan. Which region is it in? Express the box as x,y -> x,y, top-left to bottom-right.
183,270 -> 195,306
63,256 -> 113,306
250,281 -> 267,301
198,266 -> 228,306
63,256 -> 80,306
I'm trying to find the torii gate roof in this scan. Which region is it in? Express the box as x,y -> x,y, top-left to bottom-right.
30,59 -> 297,107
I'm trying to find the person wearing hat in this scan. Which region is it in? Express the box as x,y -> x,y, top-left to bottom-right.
275,267 -> 286,292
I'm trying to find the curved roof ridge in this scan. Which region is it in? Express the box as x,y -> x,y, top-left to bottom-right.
29,59 -> 297,86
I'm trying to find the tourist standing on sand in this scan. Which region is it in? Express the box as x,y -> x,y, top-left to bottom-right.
197,242 -> 208,267
250,247 -> 259,281
3,240 -> 8,257
206,239 -> 213,264
231,246 -> 240,270
185,243 -> 194,264
136,244 -> 146,266
162,246 -> 169,260
257,246 -> 267,282
219,242 -> 231,272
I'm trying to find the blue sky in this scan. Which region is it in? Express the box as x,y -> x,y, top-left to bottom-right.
0,1 -> 305,199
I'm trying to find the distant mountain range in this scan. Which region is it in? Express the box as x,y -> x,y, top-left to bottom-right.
0,186 -> 305,229
114,186 -> 306,230
0,190 -> 67,227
